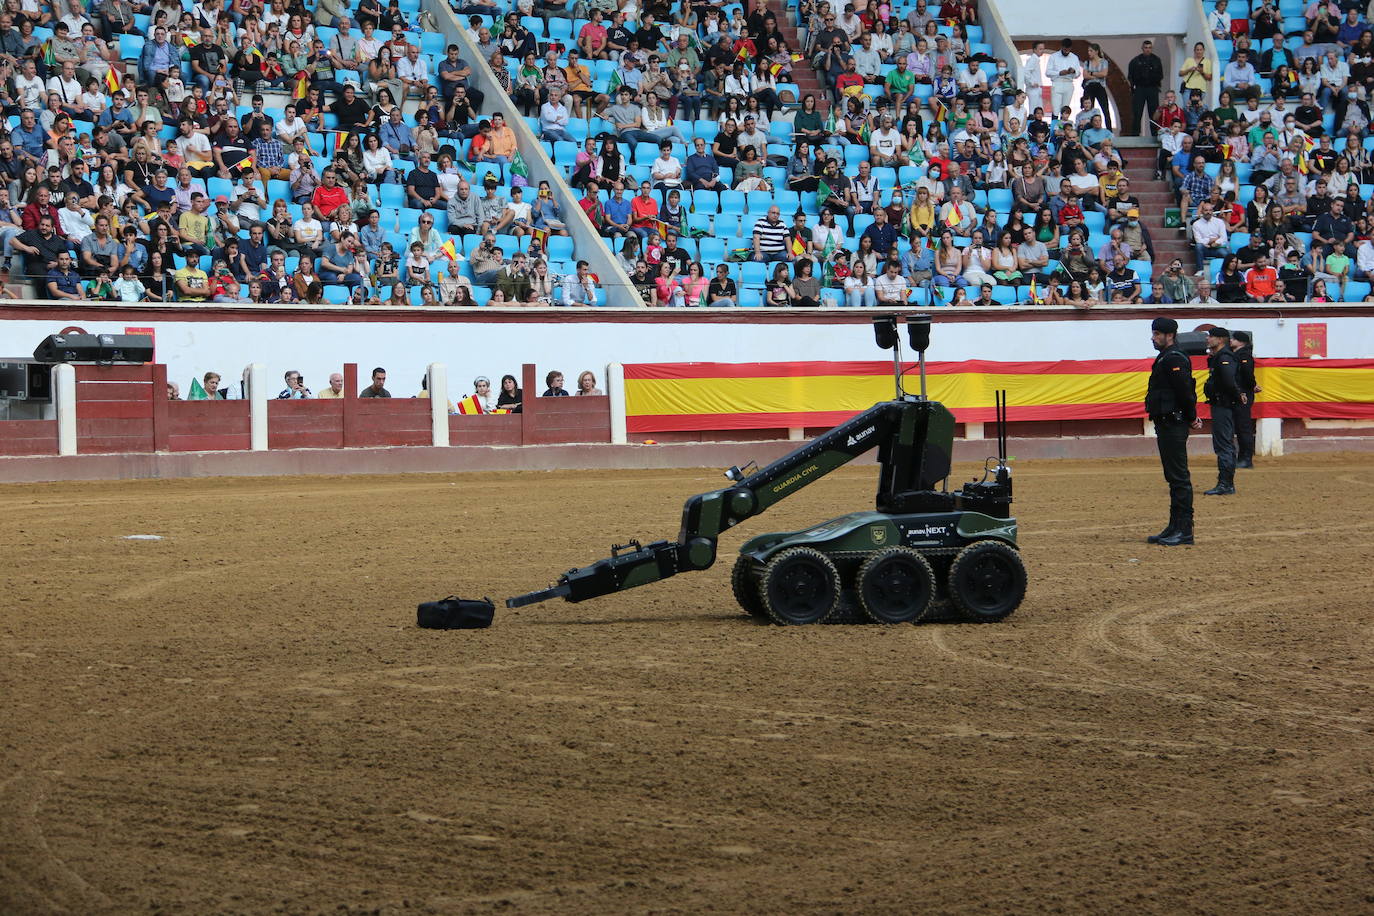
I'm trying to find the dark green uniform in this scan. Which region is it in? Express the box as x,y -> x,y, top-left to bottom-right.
1145,343 -> 1196,540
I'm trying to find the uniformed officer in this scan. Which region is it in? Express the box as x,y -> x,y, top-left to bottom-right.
1203,326 -> 1242,495
1231,329 -> 1259,468
1145,317 -> 1200,546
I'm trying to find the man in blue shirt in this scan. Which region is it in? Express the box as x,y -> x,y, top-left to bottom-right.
685,137 -> 723,191
96,94 -> 135,141
602,186 -> 632,239
861,206 -> 899,258
240,224 -> 269,275
137,25 -> 177,89
46,251 -> 82,300
9,109 -> 45,164
900,241 -> 934,287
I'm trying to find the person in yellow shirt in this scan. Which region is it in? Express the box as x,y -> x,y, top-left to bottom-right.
564,49 -> 595,118
178,192 -> 212,257
1179,41 -> 1213,95
317,372 -> 346,398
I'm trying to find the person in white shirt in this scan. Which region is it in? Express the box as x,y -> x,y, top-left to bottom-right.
397,45 -> 430,98
837,3 -> 863,40
1207,0 -> 1231,39
874,260 -> 910,304
14,60 -> 45,111
641,96 -> 685,143
1045,39 -> 1081,119
1356,238 -> 1374,280
1020,40 -> 1045,99
275,105 -> 308,145
59,198 -> 93,243
868,115 -> 902,167
650,143 -> 682,188
46,60 -> 83,109
539,88 -> 574,143
1190,202 -> 1228,271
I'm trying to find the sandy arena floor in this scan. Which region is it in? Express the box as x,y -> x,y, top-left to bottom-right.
2,453 -> 1373,914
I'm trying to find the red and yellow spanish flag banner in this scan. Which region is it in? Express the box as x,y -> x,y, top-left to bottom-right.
623,359 -> 1374,433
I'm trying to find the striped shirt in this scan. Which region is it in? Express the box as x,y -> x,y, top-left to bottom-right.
752,217 -> 788,252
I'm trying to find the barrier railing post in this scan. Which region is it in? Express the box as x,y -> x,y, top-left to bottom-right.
428,362 -> 449,447
1256,416 -> 1284,457
53,362 -> 76,456
607,362 -> 627,445
245,362 -> 268,451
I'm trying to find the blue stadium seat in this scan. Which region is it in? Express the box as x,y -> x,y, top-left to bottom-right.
698,238 -> 726,264
720,190 -> 746,214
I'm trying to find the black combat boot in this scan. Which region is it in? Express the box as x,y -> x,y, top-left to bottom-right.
1158,518 -> 1194,546
1204,475 -> 1236,495
1147,509 -> 1177,544
1236,458 -> 1254,469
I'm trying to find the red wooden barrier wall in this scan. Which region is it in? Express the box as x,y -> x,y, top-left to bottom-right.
0,418 -> 58,456
0,362 -> 611,457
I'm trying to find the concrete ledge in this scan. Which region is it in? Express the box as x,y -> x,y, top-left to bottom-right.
3,435 -> 1372,484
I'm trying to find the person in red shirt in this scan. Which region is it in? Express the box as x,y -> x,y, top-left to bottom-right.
21,185 -> 63,234
630,181 -> 659,240
1244,254 -> 1279,301
579,179 -> 603,225
310,169 -> 351,223
1155,93 -> 1185,134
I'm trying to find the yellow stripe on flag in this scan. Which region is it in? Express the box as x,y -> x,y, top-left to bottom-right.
625,371 -> 1157,418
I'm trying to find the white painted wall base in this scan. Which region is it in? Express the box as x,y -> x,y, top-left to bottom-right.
428,362 -> 448,447
965,422 -> 985,440
53,362 -> 75,456
245,362 -> 268,451
1257,417 -> 1284,457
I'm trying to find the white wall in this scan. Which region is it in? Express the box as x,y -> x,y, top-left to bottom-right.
3,315 -> 1369,403
996,0 -> 1193,36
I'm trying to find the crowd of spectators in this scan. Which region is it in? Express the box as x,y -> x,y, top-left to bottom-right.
2,0 -> 605,305
1139,0 -> 1374,303
10,0 -> 1362,307
542,0 -> 1175,305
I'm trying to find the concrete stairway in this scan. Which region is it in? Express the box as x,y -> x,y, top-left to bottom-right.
1120,146 -> 1191,281
763,0 -> 829,113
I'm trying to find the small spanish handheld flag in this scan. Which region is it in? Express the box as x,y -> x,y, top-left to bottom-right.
651,218 -> 670,240
439,238 -> 459,261
530,226 -> 549,248
790,52 -> 804,63
292,72 -> 309,99
933,98 -> 949,122
1220,142 -> 1232,161
182,34 -> 197,47
248,44 -> 264,61
105,67 -> 122,96
735,39 -> 756,61
236,152 -> 254,173
944,202 -> 966,228
789,234 -> 806,257
334,130 -> 349,154
456,394 -> 484,415
767,60 -> 784,78
1028,274 -> 1040,304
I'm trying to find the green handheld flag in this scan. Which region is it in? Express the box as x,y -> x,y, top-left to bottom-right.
817,178 -> 832,207
188,378 -> 208,400
511,150 -> 529,179
608,69 -> 624,93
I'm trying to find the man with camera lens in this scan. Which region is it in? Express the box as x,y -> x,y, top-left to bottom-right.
1145,316 -> 1201,546
1203,327 -> 1242,495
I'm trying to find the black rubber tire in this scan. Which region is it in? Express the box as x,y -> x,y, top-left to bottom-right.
760,547 -> 841,626
731,555 -> 767,618
856,548 -> 938,624
947,540 -> 1027,623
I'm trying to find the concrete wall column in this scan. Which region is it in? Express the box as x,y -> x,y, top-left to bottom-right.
53,362 -> 76,456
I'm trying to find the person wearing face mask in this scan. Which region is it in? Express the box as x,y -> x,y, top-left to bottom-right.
1118,208 -> 1155,265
